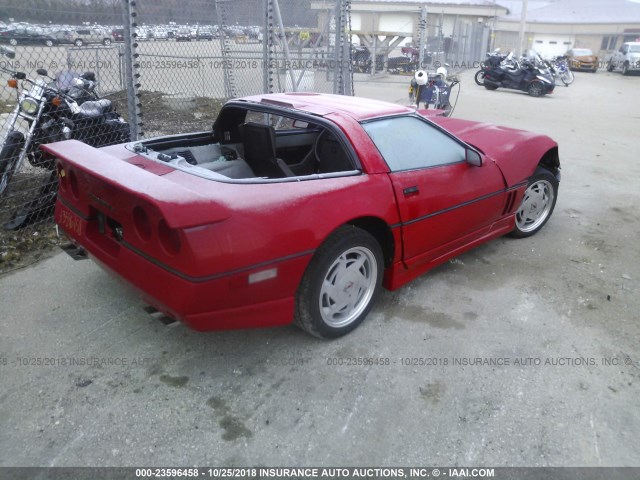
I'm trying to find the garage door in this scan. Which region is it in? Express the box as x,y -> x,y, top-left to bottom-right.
532,35 -> 573,58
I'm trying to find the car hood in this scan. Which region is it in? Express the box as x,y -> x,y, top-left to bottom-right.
428,116 -> 558,186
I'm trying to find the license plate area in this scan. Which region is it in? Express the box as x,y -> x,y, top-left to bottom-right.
86,207 -> 124,256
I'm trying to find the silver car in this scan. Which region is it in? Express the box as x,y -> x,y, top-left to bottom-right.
607,42 -> 640,75
71,28 -> 112,46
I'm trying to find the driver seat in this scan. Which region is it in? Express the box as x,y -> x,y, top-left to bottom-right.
242,122 -> 294,178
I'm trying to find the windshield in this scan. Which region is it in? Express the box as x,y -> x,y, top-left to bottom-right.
629,45 -> 640,53
55,70 -> 82,89
572,49 -> 593,56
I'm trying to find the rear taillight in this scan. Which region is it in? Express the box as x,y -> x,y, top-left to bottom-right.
132,206 -> 152,241
57,163 -> 67,191
68,169 -> 80,199
158,219 -> 181,254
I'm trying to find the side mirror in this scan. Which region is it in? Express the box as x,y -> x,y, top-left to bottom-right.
465,148 -> 482,167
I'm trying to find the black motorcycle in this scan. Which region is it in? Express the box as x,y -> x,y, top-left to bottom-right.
475,49 -> 509,85
482,56 -> 555,97
0,46 -> 130,229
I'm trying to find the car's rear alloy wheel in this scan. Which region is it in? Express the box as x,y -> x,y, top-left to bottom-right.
295,225 -> 383,338
9,39 -> 18,46
103,39 -> 112,46
45,40 -> 54,47
75,39 -> 83,47
511,167 -> 558,238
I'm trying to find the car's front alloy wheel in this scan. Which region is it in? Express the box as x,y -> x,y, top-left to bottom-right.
295,225 -> 383,338
511,167 -> 558,238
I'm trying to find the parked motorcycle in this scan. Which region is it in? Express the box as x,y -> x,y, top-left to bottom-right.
550,55 -> 574,86
0,46 -> 130,229
482,55 -> 555,97
475,49 -> 509,85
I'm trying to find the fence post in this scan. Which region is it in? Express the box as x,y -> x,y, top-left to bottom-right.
418,5 -> 427,69
216,0 -> 237,99
122,0 -> 141,140
263,0 -> 271,93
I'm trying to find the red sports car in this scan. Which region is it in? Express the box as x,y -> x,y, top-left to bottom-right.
45,93 -> 560,338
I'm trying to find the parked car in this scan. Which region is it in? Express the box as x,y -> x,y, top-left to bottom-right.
111,28 -> 124,42
606,42 -> 640,75
45,27 -> 74,44
565,48 -> 598,72
0,27 -> 58,47
47,93 -> 560,339
175,28 -> 192,42
71,28 -> 112,46
196,27 -> 214,41
153,28 -> 168,40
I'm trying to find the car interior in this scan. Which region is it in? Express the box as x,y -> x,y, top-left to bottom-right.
133,107 -> 357,181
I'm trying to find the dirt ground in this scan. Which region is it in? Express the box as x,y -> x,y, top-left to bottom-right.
0,68 -> 639,470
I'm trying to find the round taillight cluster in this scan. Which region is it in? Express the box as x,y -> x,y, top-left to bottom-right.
132,206 -> 152,241
57,164 -> 67,191
158,219 -> 181,255
68,169 -> 79,199
132,207 -> 181,255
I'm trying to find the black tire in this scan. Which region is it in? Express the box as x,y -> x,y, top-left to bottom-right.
510,167 -> 558,238
9,38 -> 18,46
74,39 -> 83,47
484,83 -> 498,91
0,131 -> 26,196
474,70 -> 485,85
607,61 -> 614,72
622,63 -> 629,76
528,82 -> 545,97
44,40 -> 54,47
103,38 -> 112,46
295,225 -> 383,339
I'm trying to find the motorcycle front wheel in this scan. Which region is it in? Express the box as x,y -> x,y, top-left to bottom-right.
561,69 -> 574,85
0,131 -> 26,196
474,70 -> 486,85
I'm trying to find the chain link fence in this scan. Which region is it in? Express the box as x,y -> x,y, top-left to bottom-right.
0,0 -> 354,274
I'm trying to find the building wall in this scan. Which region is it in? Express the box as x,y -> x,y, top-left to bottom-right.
493,21 -> 640,57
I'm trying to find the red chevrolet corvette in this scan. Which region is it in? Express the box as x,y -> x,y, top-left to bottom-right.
45,93 -> 560,338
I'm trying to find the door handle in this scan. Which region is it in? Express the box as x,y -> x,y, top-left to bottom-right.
403,186 -> 419,197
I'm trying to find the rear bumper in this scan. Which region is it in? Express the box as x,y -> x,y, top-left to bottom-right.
56,200 -> 309,332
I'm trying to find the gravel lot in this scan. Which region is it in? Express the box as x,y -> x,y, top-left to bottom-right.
0,68 -> 639,469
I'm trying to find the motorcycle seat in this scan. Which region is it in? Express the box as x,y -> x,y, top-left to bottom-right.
77,99 -> 113,118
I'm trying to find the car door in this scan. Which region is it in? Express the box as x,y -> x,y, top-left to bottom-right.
362,115 -> 507,269
616,45 -> 627,67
